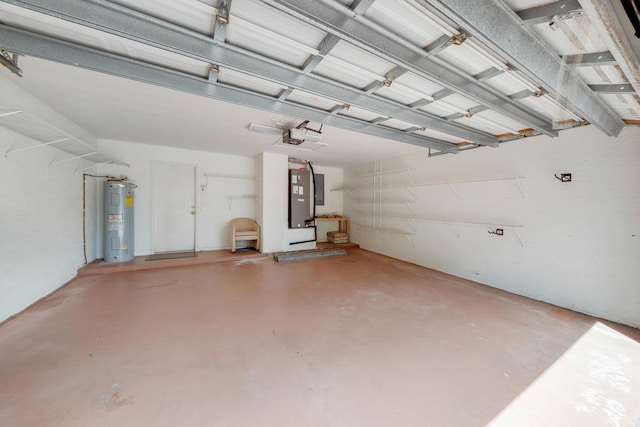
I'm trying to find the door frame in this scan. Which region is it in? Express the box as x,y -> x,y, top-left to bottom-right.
150,160 -> 199,254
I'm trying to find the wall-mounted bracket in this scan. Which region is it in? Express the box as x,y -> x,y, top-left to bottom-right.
555,173 -> 572,182
226,193 -> 256,210
407,219 -> 417,235
5,137 -> 70,157
74,160 -> 129,175
49,151 -> 97,167
515,176 -> 525,198
449,183 -> 460,199
514,230 -> 524,247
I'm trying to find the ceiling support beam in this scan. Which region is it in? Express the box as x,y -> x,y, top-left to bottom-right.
277,87 -> 293,100
509,89 -> 533,101
516,0 -> 583,25
424,34 -> 455,55
349,0 -> 375,15
384,66 -> 408,84
563,51 -> 616,66
581,0 -> 640,102
588,84 -> 635,93
409,99 -> 432,109
467,105 -> 488,116
432,88 -> 454,100
0,25 -> 458,153
0,0 -> 496,145
260,0 -> 557,138
473,67 -> 504,82
210,44 -> 497,143
444,113 -> 465,121
301,34 -> 339,73
363,80 -> 384,94
422,0 -> 625,137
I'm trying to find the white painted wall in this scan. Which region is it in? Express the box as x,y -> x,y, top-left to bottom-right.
256,152 -> 299,252
98,142 -> 344,256
344,126 -> 640,327
0,75 -> 102,323
97,139 -> 257,256
313,165 -> 345,242
0,127 -> 91,323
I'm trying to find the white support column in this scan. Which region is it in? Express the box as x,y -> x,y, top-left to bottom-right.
255,152 -> 289,253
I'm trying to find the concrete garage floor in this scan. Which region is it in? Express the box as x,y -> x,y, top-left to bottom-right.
1,248 -> 639,427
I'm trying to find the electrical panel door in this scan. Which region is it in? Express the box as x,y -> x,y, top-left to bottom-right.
289,169 -> 311,228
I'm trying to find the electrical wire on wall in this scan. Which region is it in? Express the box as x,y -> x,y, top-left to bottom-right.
82,173 -> 115,264
308,161 -> 318,243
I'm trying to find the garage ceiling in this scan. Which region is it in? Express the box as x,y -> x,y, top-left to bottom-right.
0,0 -> 638,166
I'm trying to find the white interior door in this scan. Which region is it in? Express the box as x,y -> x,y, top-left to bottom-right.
151,161 -> 196,253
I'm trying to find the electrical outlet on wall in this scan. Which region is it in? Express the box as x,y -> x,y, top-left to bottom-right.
555,173 -> 572,182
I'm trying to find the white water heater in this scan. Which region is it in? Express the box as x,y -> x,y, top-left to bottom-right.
104,180 -> 135,263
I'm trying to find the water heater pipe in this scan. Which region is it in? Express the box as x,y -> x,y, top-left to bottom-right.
82,173 -> 115,264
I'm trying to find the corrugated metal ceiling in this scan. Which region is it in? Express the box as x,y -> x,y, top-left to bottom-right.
0,0 -> 638,158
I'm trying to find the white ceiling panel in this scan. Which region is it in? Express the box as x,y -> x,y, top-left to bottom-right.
419,101 -> 464,118
599,94 -> 640,119
225,16 -> 318,67
109,0 -> 216,34
484,72 -> 535,96
231,0 -> 326,48
0,3 -> 209,77
337,106 -> 385,122
472,110 -> 529,134
455,114 -> 516,135
327,41 -> 397,78
503,0 -> 550,10
519,96 -> 576,124
437,94 -> 479,111
380,118 -> 418,131
573,65 -> 628,85
413,128 -> 465,144
394,73 -> 444,98
116,40 -> 210,77
286,89 -> 340,111
437,44 -> 501,76
528,19 -> 608,56
452,116 -> 501,135
312,55 -> 381,89
218,68 -> 286,96
366,0 -> 454,45
0,4 -> 114,50
375,85 -> 424,106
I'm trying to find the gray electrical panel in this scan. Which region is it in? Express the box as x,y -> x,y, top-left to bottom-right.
289,169 -> 311,228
